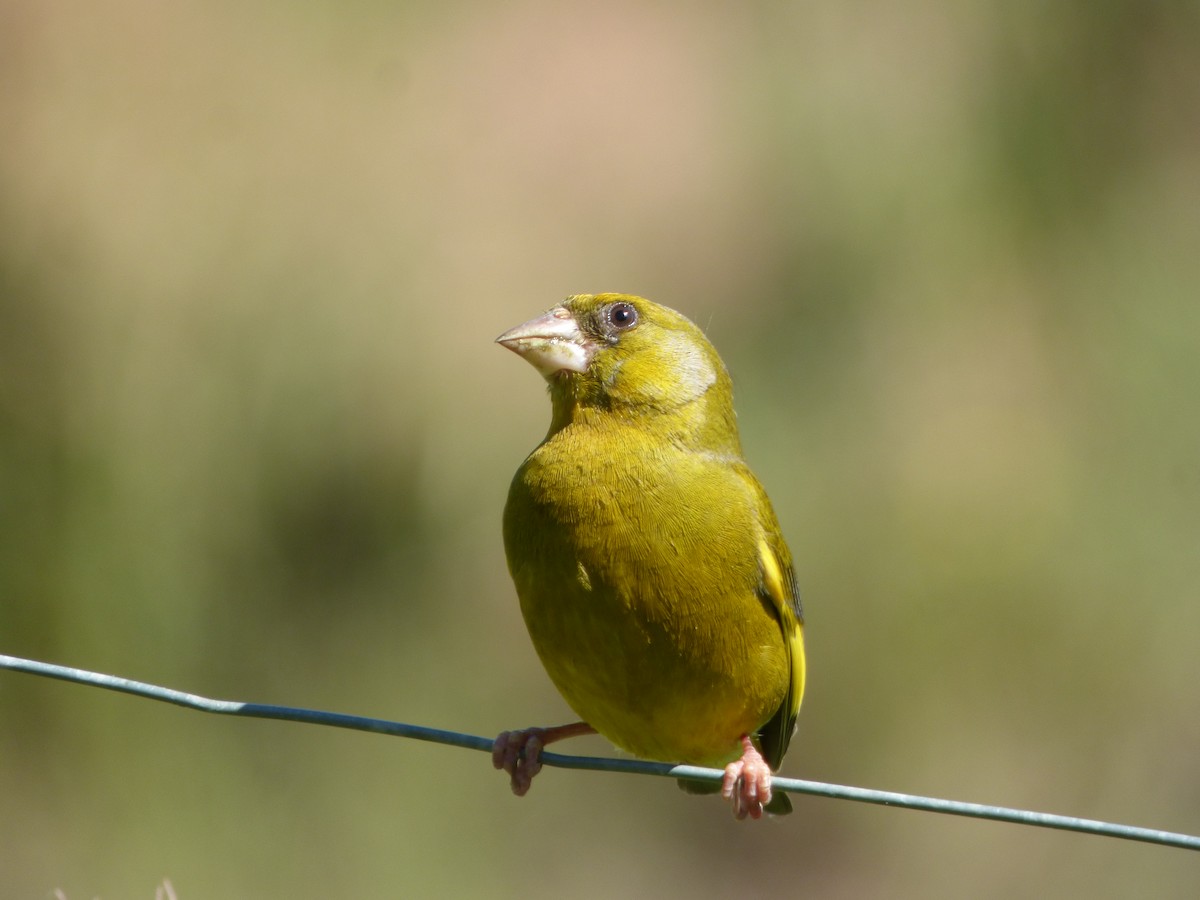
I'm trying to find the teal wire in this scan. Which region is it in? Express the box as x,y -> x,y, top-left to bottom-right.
3,653 -> 1198,852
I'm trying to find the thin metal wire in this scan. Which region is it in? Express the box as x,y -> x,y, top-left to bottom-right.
3,653 -> 1198,851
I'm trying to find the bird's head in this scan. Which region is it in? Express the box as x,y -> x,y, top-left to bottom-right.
497,294 -> 739,450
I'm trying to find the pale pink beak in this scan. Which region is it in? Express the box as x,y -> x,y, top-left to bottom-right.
496,306 -> 596,377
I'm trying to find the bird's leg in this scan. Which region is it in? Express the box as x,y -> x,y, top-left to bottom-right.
722,734 -> 775,820
492,721 -> 596,796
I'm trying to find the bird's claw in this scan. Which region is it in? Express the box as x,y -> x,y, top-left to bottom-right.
722,736 -> 774,820
492,728 -> 547,796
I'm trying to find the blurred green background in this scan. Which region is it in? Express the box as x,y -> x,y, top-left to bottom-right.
3,1 -> 1198,897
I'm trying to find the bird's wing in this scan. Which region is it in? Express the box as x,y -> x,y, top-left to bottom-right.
755,531 -> 805,771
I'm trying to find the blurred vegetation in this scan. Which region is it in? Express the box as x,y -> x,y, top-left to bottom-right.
2,1 -> 1198,897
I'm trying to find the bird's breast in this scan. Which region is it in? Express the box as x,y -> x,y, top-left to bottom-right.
501,424 -> 789,764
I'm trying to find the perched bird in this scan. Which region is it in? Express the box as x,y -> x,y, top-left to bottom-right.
493,294 -> 805,819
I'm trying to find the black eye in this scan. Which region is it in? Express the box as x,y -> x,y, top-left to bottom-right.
608,302 -> 639,331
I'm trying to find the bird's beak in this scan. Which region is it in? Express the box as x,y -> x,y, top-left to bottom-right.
496,307 -> 596,377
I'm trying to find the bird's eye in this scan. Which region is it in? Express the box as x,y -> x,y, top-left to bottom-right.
608,302 -> 639,331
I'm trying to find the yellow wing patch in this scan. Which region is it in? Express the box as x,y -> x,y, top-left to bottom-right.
756,536 -> 806,769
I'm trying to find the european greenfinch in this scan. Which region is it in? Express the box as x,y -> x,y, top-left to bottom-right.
493,294 -> 805,820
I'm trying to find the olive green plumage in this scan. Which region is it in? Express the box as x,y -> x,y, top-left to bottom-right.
500,294 -> 805,802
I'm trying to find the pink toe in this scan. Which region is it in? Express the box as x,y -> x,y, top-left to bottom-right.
492,732 -> 512,770
492,722 -> 593,798
724,735 -> 776,820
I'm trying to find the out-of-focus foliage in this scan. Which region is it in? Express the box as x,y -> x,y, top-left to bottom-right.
2,2 -> 1197,897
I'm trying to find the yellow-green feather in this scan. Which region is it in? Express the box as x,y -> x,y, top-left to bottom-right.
503,294 -> 805,775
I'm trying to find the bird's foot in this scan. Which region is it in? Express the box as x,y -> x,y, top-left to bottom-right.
492,722 -> 595,796
722,735 -> 775,820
